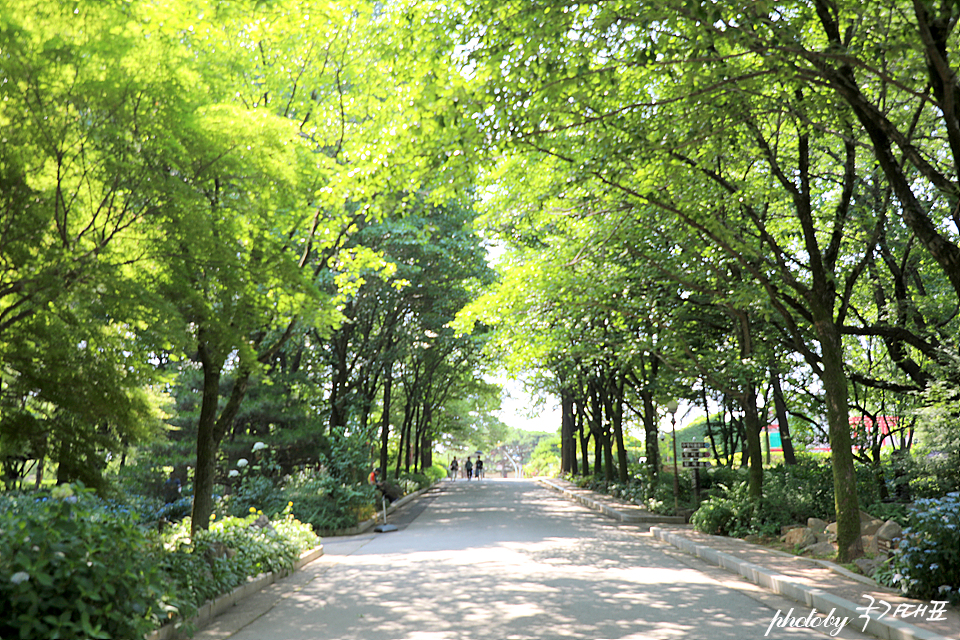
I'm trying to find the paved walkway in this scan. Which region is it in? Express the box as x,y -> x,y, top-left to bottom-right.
193,479 -> 894,640
540,478 -> 958,640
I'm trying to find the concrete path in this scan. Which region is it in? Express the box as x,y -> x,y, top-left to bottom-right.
196,479 -> 879,640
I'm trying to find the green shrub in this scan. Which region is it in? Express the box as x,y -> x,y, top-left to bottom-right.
868,501 -> 911,527
878,492 -> 959,604
281,467 -> 376,532
0,484 -> 165,640
397,467 -> 444,493
157,507 -> 319,623
424,463 -> 448,484
571,472 -> 691,516
699,466 -> 746,496
690,497 -> 737,535
227,474 -> 286,519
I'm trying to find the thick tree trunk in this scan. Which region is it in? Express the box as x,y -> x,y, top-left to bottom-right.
191,339 -> 223,536
742,383 -> 763,499
814,311 -> 862,561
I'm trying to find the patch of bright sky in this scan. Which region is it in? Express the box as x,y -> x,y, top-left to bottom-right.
493,375 -> 561,433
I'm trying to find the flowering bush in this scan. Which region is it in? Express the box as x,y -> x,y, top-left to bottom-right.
878,492 -> 960,604
0,485 -> 321,638
0,485 -> 165,639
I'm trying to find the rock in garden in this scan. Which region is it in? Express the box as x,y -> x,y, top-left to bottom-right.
876,520 -> 903,542
250,514 -> 276,533
854,557 -> 881,577
807,517 -> 828,533
861,534 -> 879,555
785,527 -> 817,548
825,522 -> 838,540
803,541 -> 837,556
862,518 -> 884,536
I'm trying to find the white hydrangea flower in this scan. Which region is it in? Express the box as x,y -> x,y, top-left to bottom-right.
236,458 -> 249,468
252,441 -> 267,452
10,572 -> 30,585
228,469 -> 240,478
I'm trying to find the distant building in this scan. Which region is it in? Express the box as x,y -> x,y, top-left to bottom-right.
762,416 -> 899,454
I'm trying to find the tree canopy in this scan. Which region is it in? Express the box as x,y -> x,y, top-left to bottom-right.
2,0 -> 959,564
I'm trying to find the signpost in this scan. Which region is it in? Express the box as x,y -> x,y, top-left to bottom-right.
681,442 -> 710,504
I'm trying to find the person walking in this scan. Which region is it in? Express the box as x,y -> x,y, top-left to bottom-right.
465,457 -> 474,480
475,455 -> 484,480
449,457 -> 459,481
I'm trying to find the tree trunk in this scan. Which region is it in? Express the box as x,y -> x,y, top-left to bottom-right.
733,309 -> 763,498
394,405 -> 409,480
379,362 -> 393,475
588,381 -> 605,476
328,331 -> 349,436
814,310 -> 862,561
418,403 -> 433,471
640,389 -> 660,485
770,368 -> 797,464
609,376 -> 628,483
560,388 -> 576,474
577,400 -> 590,476
742,383 -> 763,499
191,338 -> 224,536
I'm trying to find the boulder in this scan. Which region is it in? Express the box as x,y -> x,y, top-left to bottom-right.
781,524 -> 804,536
743,534 -> 763,544
825,522 -> 838,541
803,541 -> 837,557
877,520 -> 903,542
861,518 -> 885,536
854,557 -> 882,577
861,534 -> 879,555
785,527 -> 817,548
807,517 -> 828,533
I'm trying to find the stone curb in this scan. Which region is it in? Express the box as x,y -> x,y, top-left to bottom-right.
145,546 -> 324,640
650,527 -> 950,640
538,478 -> 686,525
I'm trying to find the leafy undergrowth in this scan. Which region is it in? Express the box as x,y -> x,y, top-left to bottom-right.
0,485 -> 320,639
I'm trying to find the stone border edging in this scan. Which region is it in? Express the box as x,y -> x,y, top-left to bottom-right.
650,527 -> 949,640
539,478 -> 686,525
145,546 -> 323,640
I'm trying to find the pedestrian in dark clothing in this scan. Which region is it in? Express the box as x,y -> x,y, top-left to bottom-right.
450,457 -> 459,480
475,455 -> 484,480
465,457 -> 474,480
